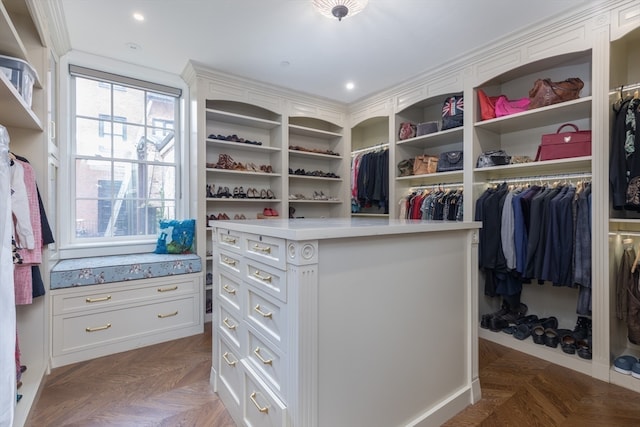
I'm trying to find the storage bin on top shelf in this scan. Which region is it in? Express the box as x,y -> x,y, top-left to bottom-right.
0,54 -> 38,108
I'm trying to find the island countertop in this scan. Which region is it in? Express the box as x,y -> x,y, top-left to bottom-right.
214,217 -> 481,240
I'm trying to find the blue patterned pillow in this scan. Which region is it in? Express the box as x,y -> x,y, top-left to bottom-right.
154,219 -> 195,254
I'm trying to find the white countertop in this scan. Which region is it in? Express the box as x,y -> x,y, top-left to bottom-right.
213,217 -> 481,240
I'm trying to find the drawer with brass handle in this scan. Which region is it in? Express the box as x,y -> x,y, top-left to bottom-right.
244,259 -> 286,303
243,233 -> 286,270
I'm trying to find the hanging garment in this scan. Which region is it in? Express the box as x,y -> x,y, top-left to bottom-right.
0,128 -> 16,427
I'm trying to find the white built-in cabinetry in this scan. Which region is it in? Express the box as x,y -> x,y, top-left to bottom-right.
182,63 -> 349,324
50,274 -> 202,367
608,19 -> 640,392
0,0 -> 52,425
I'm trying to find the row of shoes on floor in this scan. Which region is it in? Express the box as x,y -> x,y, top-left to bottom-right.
207,184 -> 275,199
481,302 -> 593,360
207,154 -> 274,173
289,168 -> 339,178
209,133 -> 263,146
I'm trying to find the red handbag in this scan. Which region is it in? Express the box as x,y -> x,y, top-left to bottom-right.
477,89 -> 501,121
535,123 -> 591,161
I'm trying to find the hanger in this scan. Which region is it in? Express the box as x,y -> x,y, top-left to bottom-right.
632,246 -> 640,273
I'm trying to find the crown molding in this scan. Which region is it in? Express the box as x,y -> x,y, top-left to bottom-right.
38,0 -> 71,57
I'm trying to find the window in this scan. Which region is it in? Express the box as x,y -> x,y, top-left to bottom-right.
69,65 -> 181,242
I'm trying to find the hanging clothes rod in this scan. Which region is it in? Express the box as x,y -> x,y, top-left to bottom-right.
487,172 -> 591,185
410,182 -> 463,192
351,142 -> 389,156
609,231 -> 640,238
609,82 -> 640,96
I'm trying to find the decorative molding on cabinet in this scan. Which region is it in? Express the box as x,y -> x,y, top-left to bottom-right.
610,0 -> 640,41
348,98 -> 392,127
288,101 -> 345,127
394,72 -> 464,113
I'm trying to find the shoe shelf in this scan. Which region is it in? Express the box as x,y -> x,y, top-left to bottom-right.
289,123 -> 342,139
206,168 -> 282,178
206,108 -> 281,129
207,197 -> 282,203
478,327 -> 593,376
207,137 -> 281,153
289,199 -> 342,204
288,149 -> 342,160
288,174 -> 342,181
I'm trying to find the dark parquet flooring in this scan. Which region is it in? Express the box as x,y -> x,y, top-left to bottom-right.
26,323 -> 640,427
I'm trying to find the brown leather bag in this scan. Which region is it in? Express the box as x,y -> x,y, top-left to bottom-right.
528,77 -> 584,109
413,155 -> 438,175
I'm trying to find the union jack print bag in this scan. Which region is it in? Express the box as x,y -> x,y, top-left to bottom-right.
441,93 -> 464,130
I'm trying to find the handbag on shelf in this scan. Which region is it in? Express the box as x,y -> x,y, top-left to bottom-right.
476,150 -> 511,168
436,150 -> 464,172
535,123 -> 591,161
441,93 -> 464,130
413,154 -> 439,175
494,96 -> 531,117
528,77 -> 584,109
477,89 -> 502,121
397,158 -> 414,177
398,122 -> 417,140
416,121 -> 439,136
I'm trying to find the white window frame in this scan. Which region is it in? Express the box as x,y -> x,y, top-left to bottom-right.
58,52 -> 190,259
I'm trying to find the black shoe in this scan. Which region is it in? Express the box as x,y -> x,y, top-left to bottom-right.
481,302 -> 510,329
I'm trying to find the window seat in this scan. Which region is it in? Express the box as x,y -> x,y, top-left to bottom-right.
50,253 -> 202,290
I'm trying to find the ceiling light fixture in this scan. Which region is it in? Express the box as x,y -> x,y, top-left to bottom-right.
133,12 -> 145,22
312,0 -> 368,21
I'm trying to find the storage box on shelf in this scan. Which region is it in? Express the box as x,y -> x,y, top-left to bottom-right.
288,116 -> 346,218
473,50 -> 595,375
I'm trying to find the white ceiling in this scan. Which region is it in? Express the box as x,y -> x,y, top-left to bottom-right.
50,0 -> 605,104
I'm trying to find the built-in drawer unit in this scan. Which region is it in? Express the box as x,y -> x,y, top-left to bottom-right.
51,273 -> 202,367
246,326 -> 286,401
217,333 -> 243,420
218,301 -> 244,350
218,249 -> 243,276
218,271 -> 243,312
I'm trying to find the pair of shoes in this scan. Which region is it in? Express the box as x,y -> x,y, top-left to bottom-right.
289,206 -> 296,218
206,184 -> 215,198
614,355 -> 638,375
206,272 -> 213,285
313,191 -> 328,200
480,302 -> 510,330
233,214 -> 247,220
489,303 -> 528,332
260,165 -> 273,173
573,316 -> 591,340
217,213 -> 230,220
529,317 -> 558,345
513,315 -> 538,340
263,208 -> 279,217
576,338 -> 592,359
232,187 -> 246,198
215,154 -> 234,169
216,186 -> 231,198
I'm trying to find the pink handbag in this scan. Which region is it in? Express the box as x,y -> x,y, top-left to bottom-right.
495,96 -> 531,117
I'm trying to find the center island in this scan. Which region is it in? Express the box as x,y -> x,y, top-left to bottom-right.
209,217 -> 481,427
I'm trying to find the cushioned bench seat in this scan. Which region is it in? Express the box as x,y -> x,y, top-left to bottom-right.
50,253 -> 202,289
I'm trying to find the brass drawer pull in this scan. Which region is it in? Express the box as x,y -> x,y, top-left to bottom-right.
157,285 -> 178,292
86,295 -> 111,303
253,270 -> 272,283
157,311 -> 178,318
253,244 -> 271,254
222,236 -> 237,244
253,347 -> 273,365
85,323 -> 111,332
223,317 -> 237,330
254,304 -> 273,318
250,392 -> 269,414
222,284 -> 236,295
223,257 -> 237,266
222,351 -> 237,367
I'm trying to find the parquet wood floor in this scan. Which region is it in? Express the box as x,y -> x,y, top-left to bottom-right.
26,324 -> 640,427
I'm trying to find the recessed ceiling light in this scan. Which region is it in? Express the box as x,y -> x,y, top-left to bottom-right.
345,82 -> 355,90
133,12 -> 145,21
